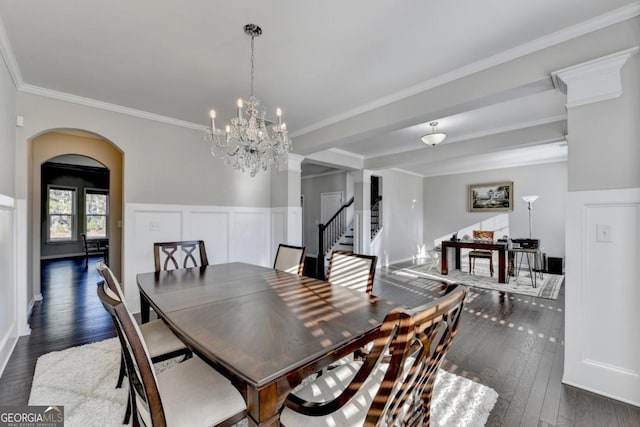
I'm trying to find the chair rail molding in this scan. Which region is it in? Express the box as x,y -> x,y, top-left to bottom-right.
551,46 -> 639,109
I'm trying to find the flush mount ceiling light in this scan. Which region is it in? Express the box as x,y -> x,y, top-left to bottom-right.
421,121 -> 447,146
206,24 -> 292,177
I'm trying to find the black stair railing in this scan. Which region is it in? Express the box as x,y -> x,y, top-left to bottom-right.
371,196 -> 382,238
317,197 -> 354,279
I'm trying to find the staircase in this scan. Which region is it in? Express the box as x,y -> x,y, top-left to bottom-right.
317,197 -> 354,279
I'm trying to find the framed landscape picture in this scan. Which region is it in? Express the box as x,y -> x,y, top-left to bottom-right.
468,181 -> 513,212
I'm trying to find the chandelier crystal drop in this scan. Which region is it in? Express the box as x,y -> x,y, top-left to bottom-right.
206,24 -> 292,177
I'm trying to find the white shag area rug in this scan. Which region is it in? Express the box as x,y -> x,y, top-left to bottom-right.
29,338 -> 498,427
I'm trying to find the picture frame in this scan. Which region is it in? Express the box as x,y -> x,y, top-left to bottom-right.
468,181 -> 513,212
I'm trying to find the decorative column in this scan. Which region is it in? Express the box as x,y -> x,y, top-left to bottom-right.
350,169 -> 372,254
552,46 -> 640,405
270,153 -> 304,261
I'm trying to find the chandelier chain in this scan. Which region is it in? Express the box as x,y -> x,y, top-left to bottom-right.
250,35 -> 255,98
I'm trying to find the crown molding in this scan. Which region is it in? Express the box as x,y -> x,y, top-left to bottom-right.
19,84 -> 207,131
0,15 -> 23,88
290,2 -> 640,138
301,169 -> 345,180
551,46 -> 639,108
327,148 -> 365,160
389,168 -> 425,178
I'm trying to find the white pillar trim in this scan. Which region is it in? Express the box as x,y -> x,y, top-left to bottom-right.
551,46 -> 638,108
278,153 -> 305,172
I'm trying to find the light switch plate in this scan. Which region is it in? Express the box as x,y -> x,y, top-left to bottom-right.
596,224 -> 612,242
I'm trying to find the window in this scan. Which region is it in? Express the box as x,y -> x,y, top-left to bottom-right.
48,187 -> 76,241
85,190 -> 109,239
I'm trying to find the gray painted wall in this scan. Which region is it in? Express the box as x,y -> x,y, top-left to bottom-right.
0,55 -> 15,197
301,172 -> 348,256
371,170 -> 424,266
568,55 -> 640,191
15,93 -> 272,207
423,161 -> 567,259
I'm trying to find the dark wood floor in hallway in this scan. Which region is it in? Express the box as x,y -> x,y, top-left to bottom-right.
1,257 -> 639,426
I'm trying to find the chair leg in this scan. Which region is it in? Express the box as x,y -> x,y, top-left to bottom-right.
123,397 -> 131,424
116,354 -> 126,388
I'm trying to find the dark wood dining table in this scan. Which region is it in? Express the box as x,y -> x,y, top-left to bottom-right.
441,239 -> 508,283
137,262 -> 396,427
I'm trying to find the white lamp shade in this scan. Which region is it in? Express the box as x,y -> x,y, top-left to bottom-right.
421,132 -> 447,146
522,195 -> 539,203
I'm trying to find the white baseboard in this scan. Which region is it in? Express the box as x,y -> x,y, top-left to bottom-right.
562,379 -> 640,408
379,256 -> 415,268
0,323 -> 18,379
40,252 -> 85,260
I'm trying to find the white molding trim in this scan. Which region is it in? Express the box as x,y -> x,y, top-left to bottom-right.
301,169 -> 345,180
389,168 -> 424,178
290,2 -> 640,138
327,148 -> 365,160
0,324 -> 18,380
278,153 -> 305,172
551,47 -> 639,108
0,15 -> 23,87
0,193 -> 15,208
19,84 -> 208,131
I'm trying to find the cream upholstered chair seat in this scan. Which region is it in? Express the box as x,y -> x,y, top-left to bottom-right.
138,319 -> 187,358
97,274 -> 247,427
97,262 -> 191,391
136,355 -> 247,427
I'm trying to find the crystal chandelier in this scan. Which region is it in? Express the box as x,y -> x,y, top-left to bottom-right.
206,24 -> 292,177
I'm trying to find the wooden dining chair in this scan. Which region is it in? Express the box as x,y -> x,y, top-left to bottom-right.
97,283 -> 247,427
96,263 -> 191,394
274,243 -> 306,275
326,251 -> 377,295
469,230 -> 495,277
281,284 -> 467,427
140,240 -> 210,323
153,240 -> 209,272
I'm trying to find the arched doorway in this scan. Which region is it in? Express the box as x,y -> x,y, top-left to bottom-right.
30,130 -> 123,297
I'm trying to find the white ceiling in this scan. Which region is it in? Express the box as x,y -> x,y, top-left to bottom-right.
0,0 -> 637,176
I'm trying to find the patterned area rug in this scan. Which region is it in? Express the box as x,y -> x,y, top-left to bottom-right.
392,262 -> 564,300
29,338 -> 498,426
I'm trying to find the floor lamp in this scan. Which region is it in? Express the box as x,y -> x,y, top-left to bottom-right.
522,195 -> 539,238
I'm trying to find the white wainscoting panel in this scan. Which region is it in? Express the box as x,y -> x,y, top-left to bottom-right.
188,211 -> 230,265
271,210 -> 286,263
231,211 -> 270,266
270,207 -> 303,263
124,203 -> 272,312
0,195 -> 16,378
564,188 -> 640,406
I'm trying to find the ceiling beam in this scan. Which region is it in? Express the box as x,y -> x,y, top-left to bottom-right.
364,121 -> 566,170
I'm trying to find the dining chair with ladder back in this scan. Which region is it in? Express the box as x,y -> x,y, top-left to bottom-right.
139,240 -> 210,323
274,243 -> 306,275
97,281 -> 247,427
96,262 -> 192,423
468,230 -> 495,277
153,240 -> 209,272
326,251 -> 378,295
281,284 -> 467,427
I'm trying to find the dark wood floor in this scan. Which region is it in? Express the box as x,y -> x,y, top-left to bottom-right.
1,257 -> 639,426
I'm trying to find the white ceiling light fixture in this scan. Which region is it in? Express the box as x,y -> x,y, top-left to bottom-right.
206,24 -> 292,177
421,121 -> 447,146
